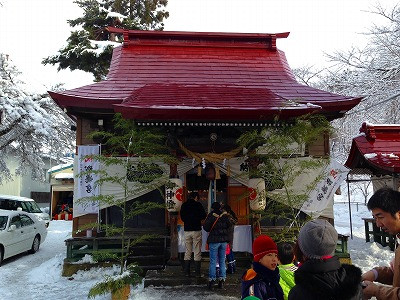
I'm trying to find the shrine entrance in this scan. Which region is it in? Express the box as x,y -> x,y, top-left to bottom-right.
185,169 -> 228,213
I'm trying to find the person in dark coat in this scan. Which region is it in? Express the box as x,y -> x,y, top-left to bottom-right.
203,201 -> 232,289
179,191 -> 207,277
288,219 -> 362,300
222,204 -> 238,274
241,234 -> 284,300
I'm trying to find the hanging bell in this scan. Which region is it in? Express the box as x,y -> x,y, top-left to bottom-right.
205,163 -> 216,180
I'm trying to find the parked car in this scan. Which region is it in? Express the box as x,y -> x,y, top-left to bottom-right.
0,194 -> 50,227
0,209 -> 47,265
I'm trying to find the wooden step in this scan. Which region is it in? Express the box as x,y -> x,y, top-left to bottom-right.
129,245 -> 165,256
128,254 -> 166,267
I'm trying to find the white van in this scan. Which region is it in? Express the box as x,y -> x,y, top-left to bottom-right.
0,195 -> 50,227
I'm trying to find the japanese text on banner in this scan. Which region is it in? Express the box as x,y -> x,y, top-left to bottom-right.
74,145 -> 100,217
301,160 -> 349,217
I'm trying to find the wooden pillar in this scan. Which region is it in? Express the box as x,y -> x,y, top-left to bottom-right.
167,211 -> 180,265
247,157 -> 262,238
251,213 -> 262,237
169,163 -> 178,179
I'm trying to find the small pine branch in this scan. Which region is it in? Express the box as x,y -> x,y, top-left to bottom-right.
92,251 -> 120,262
127,233 -> 160,247
238,114 -> 331,238
126,201 -> 165,219
87,264 -> 142,299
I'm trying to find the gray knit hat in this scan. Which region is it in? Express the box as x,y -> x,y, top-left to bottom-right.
297,219 -> 338,259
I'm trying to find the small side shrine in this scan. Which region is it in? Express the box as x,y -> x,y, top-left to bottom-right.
345,122 -> 400,247
48,162 -> 74,220
345,122 -> 400,190
49,28 -> 361,266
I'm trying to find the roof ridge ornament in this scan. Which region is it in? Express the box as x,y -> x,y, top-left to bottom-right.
360,122 -> 376,140
106,26 -> 289,50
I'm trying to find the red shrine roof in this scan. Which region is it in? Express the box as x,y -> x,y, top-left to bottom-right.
49,28 -> 362,121
345,122 -> 400,175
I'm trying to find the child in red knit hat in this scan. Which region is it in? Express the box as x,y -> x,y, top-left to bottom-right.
241,235 -> 284,300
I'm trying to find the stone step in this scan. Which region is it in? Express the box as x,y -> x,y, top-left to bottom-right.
179,252 -> 253,268
144,265 -> 246,298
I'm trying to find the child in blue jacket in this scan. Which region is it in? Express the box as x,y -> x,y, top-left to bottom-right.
241,235 -> 284,300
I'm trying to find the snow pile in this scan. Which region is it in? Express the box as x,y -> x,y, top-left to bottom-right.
334,201 -> 393,274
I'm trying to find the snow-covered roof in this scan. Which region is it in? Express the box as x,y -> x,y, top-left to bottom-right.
54,172 -> 74,180
48,163 -> 73,174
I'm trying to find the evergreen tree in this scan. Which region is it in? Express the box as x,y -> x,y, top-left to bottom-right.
77,114 -> 176,298
42,0 -> 169,81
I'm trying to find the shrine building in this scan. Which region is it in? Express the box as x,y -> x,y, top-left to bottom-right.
49,28 -> 361,266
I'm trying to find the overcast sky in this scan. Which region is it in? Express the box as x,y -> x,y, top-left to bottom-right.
0,0 -> 398,91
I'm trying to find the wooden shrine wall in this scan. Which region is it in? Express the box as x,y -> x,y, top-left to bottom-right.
307,132 -> 329,157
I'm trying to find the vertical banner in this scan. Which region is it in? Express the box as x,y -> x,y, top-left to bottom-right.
300,160 -> 349,218
74,145 -> 100,217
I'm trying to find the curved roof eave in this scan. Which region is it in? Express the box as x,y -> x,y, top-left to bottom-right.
48,91 -> 122,110
345,134 -> 400,175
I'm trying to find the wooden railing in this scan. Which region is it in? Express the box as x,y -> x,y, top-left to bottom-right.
64,228 -> 169,270
362,218 -> 395,251
65,236 -> 130,262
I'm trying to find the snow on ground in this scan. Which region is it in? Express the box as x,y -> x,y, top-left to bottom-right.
0,189 -> 394,299
334,200 -> 393,274
334,183 -> 394,274
0,221 -> 111,299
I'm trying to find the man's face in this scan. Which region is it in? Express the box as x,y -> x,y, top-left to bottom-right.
371,208 -> 400,235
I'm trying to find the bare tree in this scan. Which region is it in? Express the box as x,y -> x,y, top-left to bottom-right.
294,3 -> 400,162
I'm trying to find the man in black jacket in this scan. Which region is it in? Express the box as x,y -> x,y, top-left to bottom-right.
180,191 -> 207,277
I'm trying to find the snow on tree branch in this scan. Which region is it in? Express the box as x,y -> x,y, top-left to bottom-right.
295,3 -> 400,163
0,54 -> 75,184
